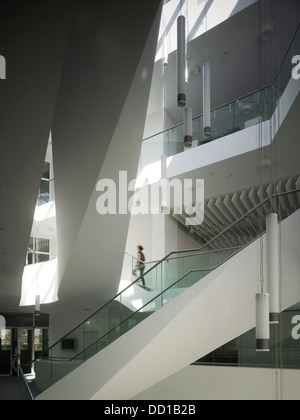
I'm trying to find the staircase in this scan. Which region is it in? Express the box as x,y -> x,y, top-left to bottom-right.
24,189 -> 300,400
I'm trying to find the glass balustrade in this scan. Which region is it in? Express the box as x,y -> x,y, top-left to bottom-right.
37,179 -> 55,207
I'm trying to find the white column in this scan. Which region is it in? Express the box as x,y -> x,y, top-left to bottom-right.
203,62 -> 211,138
266,213 -> 280,324
256,293 -> 270,352
184,106 -> 192,147
177,15 -> 186,107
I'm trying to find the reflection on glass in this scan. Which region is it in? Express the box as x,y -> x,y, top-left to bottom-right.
195,311 -> 300,370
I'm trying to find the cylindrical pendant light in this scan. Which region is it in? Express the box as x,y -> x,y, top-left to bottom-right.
177,15 -> 186,108
35,294 -> 41,317
184,106 -> 192,147
161,154 -> 168,214
256,293 -> 270,352
0,55 -> 6,80
266,213 -> 280,324
203,62 -> 211,138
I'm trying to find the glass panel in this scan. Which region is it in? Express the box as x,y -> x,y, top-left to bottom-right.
192,115 -> 202,147
37,179 -> 55,206
26,238 -> 50,265
0,329 -> 11,351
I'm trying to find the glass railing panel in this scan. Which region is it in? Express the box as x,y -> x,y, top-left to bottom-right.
234,91 -> 258,131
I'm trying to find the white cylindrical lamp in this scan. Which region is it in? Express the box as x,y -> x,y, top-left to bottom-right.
203,62 -> 211,138
266,213 -> 280,324
177,15 -> 186,107
184,106 -> 192,147
161,154 -> 168,214
256,293 -> 270,351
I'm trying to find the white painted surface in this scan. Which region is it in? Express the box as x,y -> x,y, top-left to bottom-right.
133,365 -> 300,400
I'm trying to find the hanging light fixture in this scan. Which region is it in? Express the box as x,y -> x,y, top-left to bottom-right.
161,154 -> 168,214
256,293 -> 270,351
266,213 -> 280,324
203,62 -> 211,138
184,106 -> 192,147
177,15 -> 186,107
